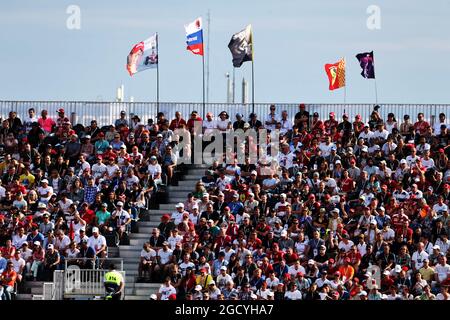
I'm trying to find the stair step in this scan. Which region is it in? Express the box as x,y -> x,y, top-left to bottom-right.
16,293 -> 34,300
167,197 -> 188,203
130,239 -> 147,246
167,186 -> 196,192
129,233 -> 150,239
22,281 -> 45,288
125,295 -> 152,300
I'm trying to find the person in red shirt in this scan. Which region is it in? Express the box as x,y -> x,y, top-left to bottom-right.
80,202 -> 96,226
186,111 -> 203,134
0,262 -> 17,300
340,170 -> 355,193
413,113 -> 430,136
347,245 -> 362,273
324,112 -> 339,135
169,111 -> 187,131
311,112 -> 325,137
1,239 -> 16,260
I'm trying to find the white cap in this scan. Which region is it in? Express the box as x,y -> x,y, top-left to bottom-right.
194,285 -> 202,291
33,241 -> 41,246
308,259 -> 315,265
175,202 -> 184,208
192,205 -> 199,210
251,170 -> 258,175
157,133 -> 163,137
335,160 -> 341,165
220,266 -> 227,271
394,265 -> 402,273
281,230 -> 288,236
92,227 -> 99,233
280,193 -> 287,198
116,201 -> 124,206
359,291 -> 368,296
41,179 -> 49,184
47,244 -> 54,250
208,280 -> 215,285
150,294 -> 157,300
400,159 -> 407,164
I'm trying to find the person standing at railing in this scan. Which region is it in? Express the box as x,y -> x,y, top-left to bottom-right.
37,110 -> 56,135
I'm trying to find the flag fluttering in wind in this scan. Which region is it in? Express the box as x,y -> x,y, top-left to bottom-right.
356,51 -> 375,79
185,17 -> 204,56
324,58 -> 346,90
228,25 -> 253,68
126,33 -> 158,76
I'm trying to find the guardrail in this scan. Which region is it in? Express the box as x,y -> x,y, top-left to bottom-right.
1,100 -> 447,127
64,267 -> 126,299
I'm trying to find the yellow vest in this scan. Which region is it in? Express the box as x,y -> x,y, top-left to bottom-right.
104,271 -> 123,285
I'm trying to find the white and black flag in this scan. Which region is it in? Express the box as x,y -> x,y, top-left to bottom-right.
228,25 -> 253,68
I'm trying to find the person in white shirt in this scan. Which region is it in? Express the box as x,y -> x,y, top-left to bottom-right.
432,196 -> 448,214
12,227 -> 28,249
10,250 -> 25,281
433,113 -> 449,135
37,179 -> 53,204
264,105 -> 280,131
358,125 -> 374,142
87,227 -> 107,258
284,283 -> 302,300
411,242 -> 429,271
409,184 -> 423,200
279,110 -> 293,136
158,277 -> 176,300
167,229 -> 183,250
373,123 -> 389,141
139,242 -> 157,280
91,156 -> 107,179
420,150 -> 435,170
203,112 -> 217,135
434,255 -> 450,286
147,156 -> 162,184
406,148 -> 420,167
216,267 -> 233,290
105,159 -> 120,178
288,260 -> 306,277
319,136 -> 336,158
171,203 -> 188,225
55,230 -> 71,254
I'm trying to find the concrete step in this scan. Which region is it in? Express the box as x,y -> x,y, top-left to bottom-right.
187,169 -> 208,175
183,175 -> 205,180
138,227 -> 153,234
125,295 -> 151,300
16,293 -> 34,300
167,186 -> 196,192
168,191 -> 194,198
119,250 -> 142,259
177,180 -> 199,186
30,287 -> 44,294
129,233 -> 150,239
130,238 -> 147,246
138,221 -> 163,227
168,197 -> 188,203
22,281 -> 45,288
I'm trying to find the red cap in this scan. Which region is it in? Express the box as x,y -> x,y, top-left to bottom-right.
57,108 -> 65,113
439,148 -> 445,153
98,132 -> 105,137
381,184 -> 388,190
200,268 -> 207,272
26,216 -> 33,221
444,184 -> 450,189
329,112 -> 335,117
309,194 -> 315,199
168,294 -> 177,300
335,271 -> 341,276
297,272 -> 304,277
337,223 -> 343,228
345,257 -> 351,263
353,277 -> 359,283
402,266 -> 409,272
161,214 -> 171,221
0,214 -> 5,220
355,114 -> 361,119
328,258 -> 335,264
350,159 -> 356,164
324,194 -> 331,200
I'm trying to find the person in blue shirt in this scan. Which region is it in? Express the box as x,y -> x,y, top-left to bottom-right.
227,193 -> 244,216
26,228 -> 45,247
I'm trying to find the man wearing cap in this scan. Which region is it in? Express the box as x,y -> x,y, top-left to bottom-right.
171,202 -> 188,225
104,263 -> 124,300
111,201 -> 131,242
87,227 -> 107,259
324,112 -> 338,134
114,111 -> 128,128
43,244 -> 60,280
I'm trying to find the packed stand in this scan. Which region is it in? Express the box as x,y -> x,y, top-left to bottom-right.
152,105 -> 450,300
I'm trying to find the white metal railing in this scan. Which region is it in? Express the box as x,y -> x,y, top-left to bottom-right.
64,267 -> 125,298
43,282 -> 54,300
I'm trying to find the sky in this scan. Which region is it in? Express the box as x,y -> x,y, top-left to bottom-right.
0,0 -> 450,104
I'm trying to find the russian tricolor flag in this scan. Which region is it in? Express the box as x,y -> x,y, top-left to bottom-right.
185,17 -> 203,56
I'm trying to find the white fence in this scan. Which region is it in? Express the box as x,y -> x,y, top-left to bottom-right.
64,267 -> 125,299
1,100 -> 448,127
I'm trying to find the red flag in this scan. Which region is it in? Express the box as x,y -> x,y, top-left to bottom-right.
69,220 -> 74,241
324,58 -> 346,90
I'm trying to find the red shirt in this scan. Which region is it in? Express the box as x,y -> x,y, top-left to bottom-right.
187,116 -> 203,132
169,118 -> 187,131
81,209 -> 96,225
341,178 -> 354,193
413,120 -> 430,135
1,269 -> 17,287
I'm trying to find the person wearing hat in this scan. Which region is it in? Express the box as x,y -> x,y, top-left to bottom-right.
95,203 -> 111,232
171,202 -> 188,225
37,179 -> 53,204
43,243 -> 60,281
87,227 -> 107,260
111,201 -> 131,243
324,112 -> 338,135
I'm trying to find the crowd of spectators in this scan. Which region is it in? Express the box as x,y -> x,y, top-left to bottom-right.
0,104 -> 449,301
